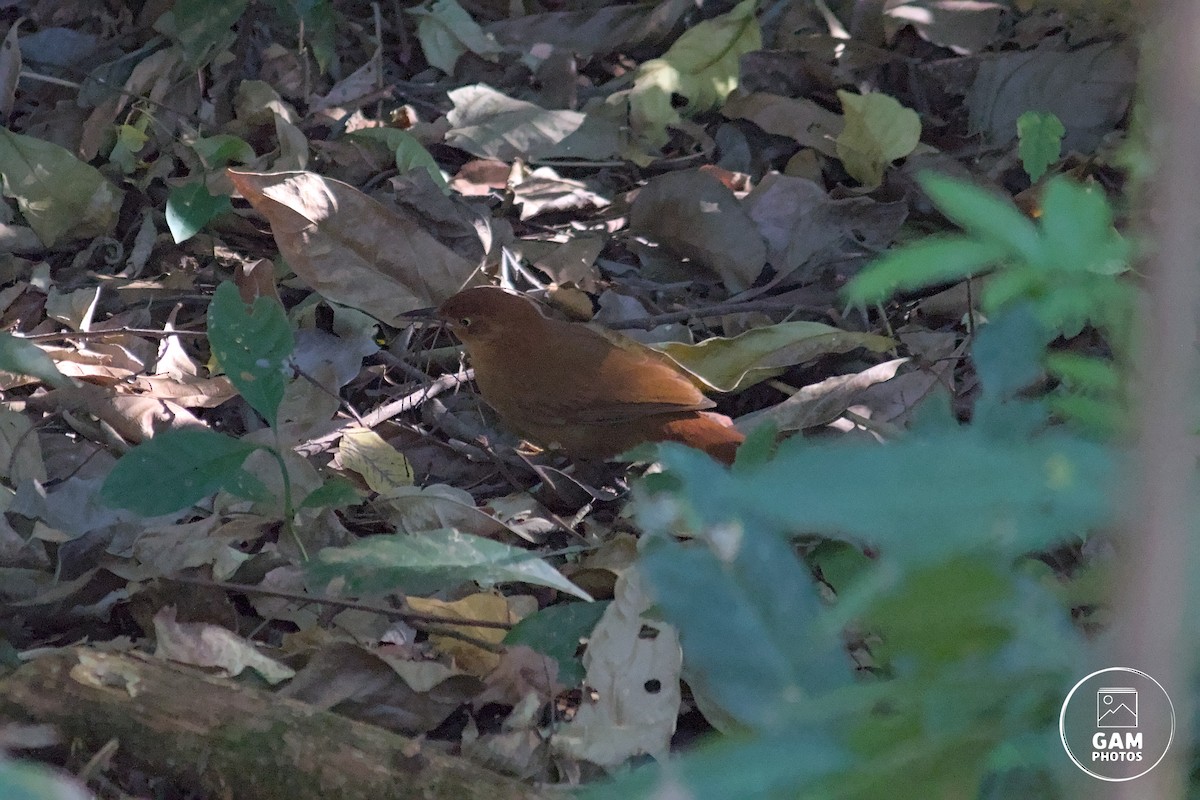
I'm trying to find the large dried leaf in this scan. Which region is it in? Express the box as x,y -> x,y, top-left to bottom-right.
722,91 -> 844,158
551,569 -> 681,765
444,84 -> 621,162
736,358 -> 909,433
153,606 -> 294,683
629,169 -> 765,293
966,41 -> 1134,152
406,592 -> 513,675
743,173 -> 907,282
0,128 -> 123,247
227,169 -> 479,322
655,321 -> 896,393
336,427 -> 414,493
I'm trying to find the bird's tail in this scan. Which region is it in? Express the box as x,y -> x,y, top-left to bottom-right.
659,412 -> 745,465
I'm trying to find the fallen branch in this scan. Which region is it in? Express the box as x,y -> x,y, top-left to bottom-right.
0,648 -> 564,800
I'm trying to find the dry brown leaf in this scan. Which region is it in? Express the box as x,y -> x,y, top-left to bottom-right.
227,169 -> 480,323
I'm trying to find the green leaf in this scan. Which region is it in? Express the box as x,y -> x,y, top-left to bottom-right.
207,281 -> 294,428
156,0 -> 249,70
308,529 -> 594,600
579,726 -> 846,800
166,181 -> 233,243
1016,111 -> 1064,182
865,556 -> 1014,670
648,425 -> 1114,565
408,0 -> 503,75
971,305 -> 1052,400
503,600 -> 610,684
299,477 -> 363,510
835,91 -> 922,188
919,172 -> 1043,264
0,332 -> 73,389
281,0 -> 336,73
100,428 -> 264,515
844,234 -> 1006,306
655,321 -> 895,393
1037,176 -> 1129,275
0,128 -> 123,247
190,133 -> 256,168
109,120 -> 150,174
1044,352 -> 1120,395
347,128 -> 448,192
0,756 -> 92,800
628,0 -> 760,150
639,531 -> 852,730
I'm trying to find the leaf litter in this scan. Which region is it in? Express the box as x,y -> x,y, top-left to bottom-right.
0,0 -> 1136,795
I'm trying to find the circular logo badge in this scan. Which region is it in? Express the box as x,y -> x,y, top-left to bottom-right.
1060,667 -> 1175,781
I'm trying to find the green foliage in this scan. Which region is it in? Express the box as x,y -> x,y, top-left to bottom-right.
593,405 -> 1108,796
624,0 -> 760,154
306,529 -> 594,600
299,477 -> 362,510
0,332 -> 74,390
409,0 -> 503,75
835,91 -> 922,188
156,0 -> 250,71
1017,111 -> 1066,182
848,173 -> 1131,334
100,428 -> 268,516
165,181 -> 233,243
846,171 -> 1133,433
207,282 -> 294,428
273,0 -> 337,73
101,282 -> 293,518
591,174 -> 1127,795
640,521 -> 851,731
0,757 -> 90,800
503,600 -> 610,684
347,128 -> 449,192
190,134 -> 256,168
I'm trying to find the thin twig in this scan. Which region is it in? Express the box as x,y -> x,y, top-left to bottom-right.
16,327 -> 208,342
295,369 -> 472,455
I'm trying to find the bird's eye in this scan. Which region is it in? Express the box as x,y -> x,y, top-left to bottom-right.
459,317 -> 472,327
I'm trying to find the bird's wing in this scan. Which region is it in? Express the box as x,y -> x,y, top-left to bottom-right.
518,321 -> 716,424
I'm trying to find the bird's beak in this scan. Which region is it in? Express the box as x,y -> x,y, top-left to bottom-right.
396,306 -> 443,328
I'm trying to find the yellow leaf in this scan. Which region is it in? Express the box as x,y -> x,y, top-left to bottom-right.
626,0 -> 761,152
406,592 -> 514,675
835,91 -> 921,188
337,427 -> 414,493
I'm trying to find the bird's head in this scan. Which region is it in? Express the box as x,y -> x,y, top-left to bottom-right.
437,286 -> 546,346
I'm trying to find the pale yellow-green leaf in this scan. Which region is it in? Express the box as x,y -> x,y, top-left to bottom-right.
338,427 -> 414,493
655,321 -> 896,393
626,0 -> 761,151
835,90 -> 922,188
0,128 -> 123,246
406,592 -> 512,675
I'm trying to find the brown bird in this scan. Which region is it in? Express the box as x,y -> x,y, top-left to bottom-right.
437,287 -> 744,464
